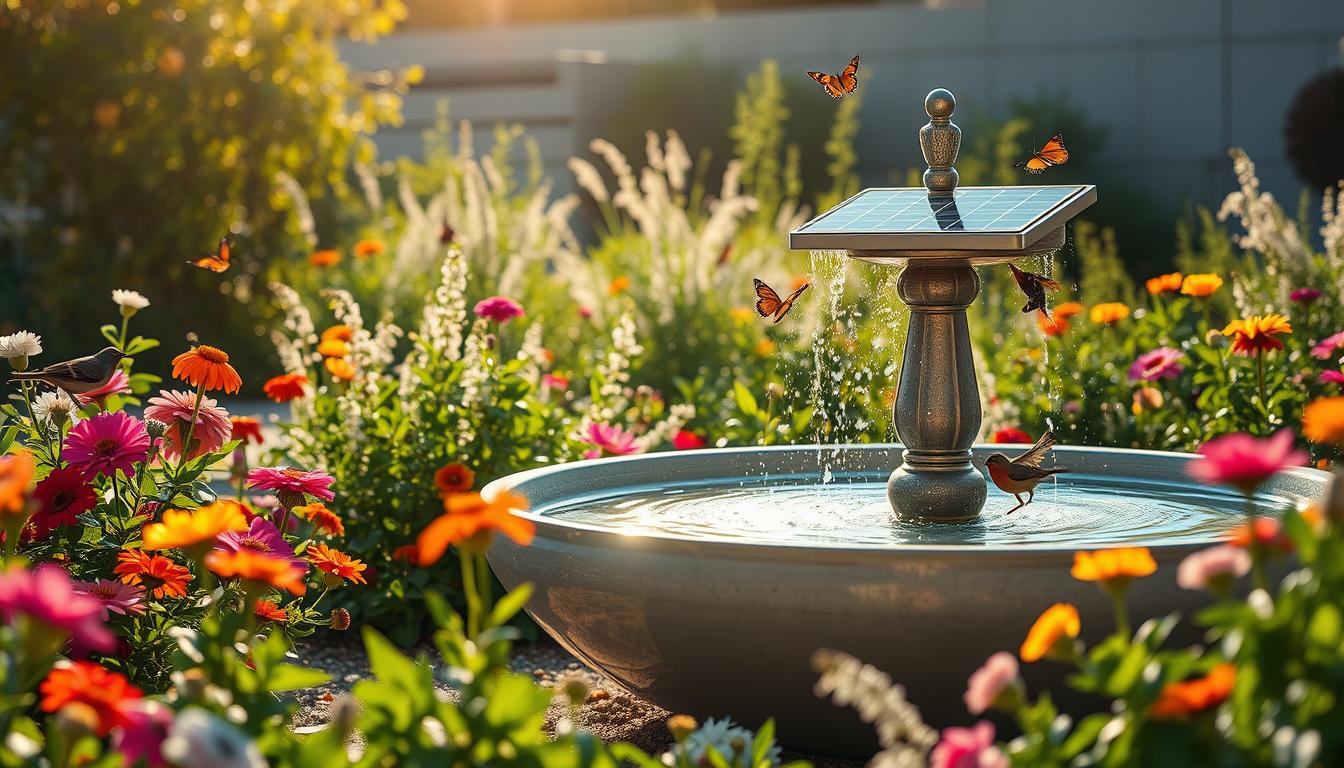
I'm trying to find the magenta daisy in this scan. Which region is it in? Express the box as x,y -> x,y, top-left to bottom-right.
1188,430 -> 1309,495
214,517 -> 308,574
0,564 -> 115,654
74,368 -> 131,407
27,467 -> 96,541
74,579 -> 148,618
62,412 -> 150,480
1321,370 -> 1344,386
1290,287 -> 1323,304
1312,331 -> 1344,361
582,422 -> 641,459
144,389 -> 232,461
246,466 -> 336,507
1127,346 -> 1185,382
473,296 -> 525,324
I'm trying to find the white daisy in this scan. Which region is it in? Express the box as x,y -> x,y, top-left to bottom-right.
32,390 -> 77,427
111,289 -> 150,312
0,331 -> 42,365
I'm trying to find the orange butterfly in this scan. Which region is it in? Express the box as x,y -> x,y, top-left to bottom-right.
1015,133 -> 1069,174
753,278 -> 809,324
807,55 -> 860,99
188,238 -> 231,273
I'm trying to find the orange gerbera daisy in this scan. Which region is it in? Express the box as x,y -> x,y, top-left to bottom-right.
317,338 -> 350,359
1180,273 -> 1223,298
295,503 -> 344,536
1089,302 -> 1130,325
141,501 -> 248,554
1019,603 -> 1080,663
325,358 -> 356,381
1150,663 -> 1236,720
416,490 -> 535,565
171,345 -> 242,394
206,548 -> 307,595
263,373 -> 309,403
114,550 -> 193,598
254,599 -> 288,623
0,449 -> 34,516
1146,272 -> 1184,295
1303,396 -> 1344,446
321,325 -> 354,343
434,463 -> 476,496
1071,547 -> 1157,589
307,543 -> 367,585
38,661 -> 142,736
1222,315 -> 1292,356
608,275 -> 631,296
354,239 -> 384,259
309,249 -> 341,267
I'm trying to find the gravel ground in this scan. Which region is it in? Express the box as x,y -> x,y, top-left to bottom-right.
290,637 -> 864,767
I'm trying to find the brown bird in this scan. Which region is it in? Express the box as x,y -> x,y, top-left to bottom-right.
984,430 -> 1069,515
1008,263 -> 1062,319
7,347 -> 126,395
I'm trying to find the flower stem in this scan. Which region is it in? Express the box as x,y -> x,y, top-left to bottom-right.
1110,590 -> 1130,639
117,315 -> 130,352
460,551 -> 481,639
172,382 -> 207,484
1245,492 -> 1267,591
1255,350 -> 1266,417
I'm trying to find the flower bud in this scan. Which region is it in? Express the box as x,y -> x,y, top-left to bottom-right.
329,608 -> 351,631
53,702 -> 99,740
278,489 -> 306,510
144,418 -> 168,440
666,714 -> 697,743
560,673 -> 589,706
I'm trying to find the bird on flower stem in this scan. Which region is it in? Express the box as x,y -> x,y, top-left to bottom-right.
984,431 -> 1069,514
7,347 -> 126,394
1008,263 -> 1062,319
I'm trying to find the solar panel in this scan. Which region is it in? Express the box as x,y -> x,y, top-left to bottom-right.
789,185 -> 1097,252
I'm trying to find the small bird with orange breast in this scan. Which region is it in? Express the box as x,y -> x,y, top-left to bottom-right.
984,430 -> 1069,514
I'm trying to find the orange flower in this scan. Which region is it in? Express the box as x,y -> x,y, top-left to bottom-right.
755,339 -> 777,356
317,338 -> 350,358
608,276 -> 631,296
206,549 -> 307,595
254,599 -> 288,623
1222,315 -> 1291,356
417,490 -> 534,564
729,307 -> 754,323
321,325 -> 353,343
263,373 -> 309,403
171,345 -> 242,394
0,449 -> 34,517
1181,273 -> 1223,298
295,503 -> 344,536
1131,386 -> 1164,415
38,661 -> 142,736
230,416 -> 264,445
434,463 -> 475,496
354,239 -> 384,259
1054,302 -> 1084,321
307,543 -> 366,585
114,550 -> 192,598
790,275 -> 809,292
1150,663 -> 1236,720
309,249 -> 341,267
325,358 -> 356,381
1303,396 -> 1344,446
141,501 -> 248,553
391,543 -> 419,562
1019,603 -> 1080,663
1071,547 -> 1157,589
1089,302 -> 1130,325
1037,313 -> 1070,337
1146,272 -> 1184,295
1227,517 -> 1293,554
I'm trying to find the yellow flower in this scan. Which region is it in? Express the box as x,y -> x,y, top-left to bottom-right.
1089,302 -> 1130,325
729,307 -> 754,323
1221,315 -> 1291,356
1303,397 -> 1344,446
141,501 -> 248,553
1020,603 -> 1080,663
1180,274 -> 1223,298
1146,272 -> 1183,295
1071,547 -> 1156,591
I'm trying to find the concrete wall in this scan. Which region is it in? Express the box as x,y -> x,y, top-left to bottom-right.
341,0 -> 1344,209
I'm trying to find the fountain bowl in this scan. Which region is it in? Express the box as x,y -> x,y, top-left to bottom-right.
485,444 -> 1329,756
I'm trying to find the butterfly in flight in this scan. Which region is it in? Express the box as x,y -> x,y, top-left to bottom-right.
440,222 -> 456,245
807,55 -> 860,99
188,238 -> 231,273
753,278 -> 809,324
1015,133 -> 1069,174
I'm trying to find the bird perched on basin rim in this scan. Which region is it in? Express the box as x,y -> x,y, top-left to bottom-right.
984,430 -> 1069,514
1008,263 -> 1062,319
7,346 -> 126,395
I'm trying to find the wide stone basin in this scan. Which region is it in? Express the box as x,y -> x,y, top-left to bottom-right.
484,444 -> 1330,756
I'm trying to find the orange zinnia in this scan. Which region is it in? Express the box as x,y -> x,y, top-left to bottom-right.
206,548 -> 307,595
608,276 -> 631,296
1019,603 -> 1080,663
434,463 -> 476,496
1181,273 -> 1223,298
295,503 -> 344,536
38,661 -> 142,736
1037,313 -> 1070,337
1071,547 -> 1157,587
317,338 -> 350,359
1054,302 -> 1083,321
141,501 -> 248,553
321,325 -> 354,343
310,249 -> 341,267
417,490 -> 535,565
0,449 -> 34,516
325,358 -> 356,381
1150,663 -> 1236,720
1146,272 -> 1184,295
1089,302 -> 1130,325
1303,396 -> 1344,446
114,550 -> 193,598
307,543 -> 367,585
1222,315 -> 1291,356
254,599 -> 288,623
263,373 -> 309,403
354,239 -> 384,259
171,345 -> 242,394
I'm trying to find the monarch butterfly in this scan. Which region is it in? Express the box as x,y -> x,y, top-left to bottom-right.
188,238 -> 231,273
807,55 -> 860,99
1015,133 -> 1069,174
440,222 -> 456,245
753,278 -> 809,324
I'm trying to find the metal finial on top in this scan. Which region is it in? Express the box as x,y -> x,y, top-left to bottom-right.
920,88 -> 960,195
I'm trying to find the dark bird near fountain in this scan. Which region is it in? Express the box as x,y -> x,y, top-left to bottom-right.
1008,263 -> 1062,319
985,430 -> 1069,515
7,347 -> 126,395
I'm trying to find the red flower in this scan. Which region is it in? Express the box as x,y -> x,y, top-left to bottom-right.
391,544 -> 419,562
992,428 -> 1032,444
39,661 -> 142,736
28,467 -> 96,541
433,463 -> 475,496
1227,517 -> 1294,554
230,416 -> 264,445
254,599 -> 288,623
263,373 -> 309,403
672,431 -> 707,450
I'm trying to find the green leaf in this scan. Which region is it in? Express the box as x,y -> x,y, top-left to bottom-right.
733,381 -> 759,417
486,583 -> 534,629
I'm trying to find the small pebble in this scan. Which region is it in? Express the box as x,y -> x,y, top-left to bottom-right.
587,689 -> 611,702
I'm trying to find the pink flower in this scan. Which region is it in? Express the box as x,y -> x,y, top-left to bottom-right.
672,430 -> 707,450
246,466 -> 336,503
1290,287 -> 1323,304
0,564 -> 115,654
1128,347 -> 1185,382
578,306 -> 594,319
964,652 -> 1020,715
1321,370 -> 1344,386
74,579 -> 148,617
144,389 -> 232,462
74,368 -> 131,407
1188,430 -> 1308,494
215,517 -> 308,574
62,412 -> 150,480
473,296 -> 525,324
1176,545 -> 1252,593
583,423 -> 641,457
111,700 -> 173,768
931,721 -> 1008,768
1312,331 -> 1344,361
542,373 -> 570,391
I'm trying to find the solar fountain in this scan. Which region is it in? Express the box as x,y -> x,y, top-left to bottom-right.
485,89 -> 1332,755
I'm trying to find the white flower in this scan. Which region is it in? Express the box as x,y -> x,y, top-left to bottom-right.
672,717 -> 781,767
0,331 -> 42,360
161,708 -> 265,768
32,390 -> 77,426
111,289 -> 150,311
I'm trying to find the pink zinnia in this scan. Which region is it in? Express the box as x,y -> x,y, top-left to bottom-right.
74,368 -> 131,407
1312,331 -> 1344,361
0,564 -> 115,654
246,466 -> 336,502
1128,346 -> 1185,382
473,296 -> 525,324
672,430 -> 707,450
1290,287 -> 1323,304
74,579 -> 148,618
931,721 -> 1008,768
964,652 -> 1020,715
215,516 -> 308,574
542,373 -> 570,391
1176,545 -> 1252,593
111,700 -> 173,768
1188,430 -> 1308,494
582,423 -> 641,459
62,411 -> 150,480
144,389 -> 232,461
1321,370 -> 1344,386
